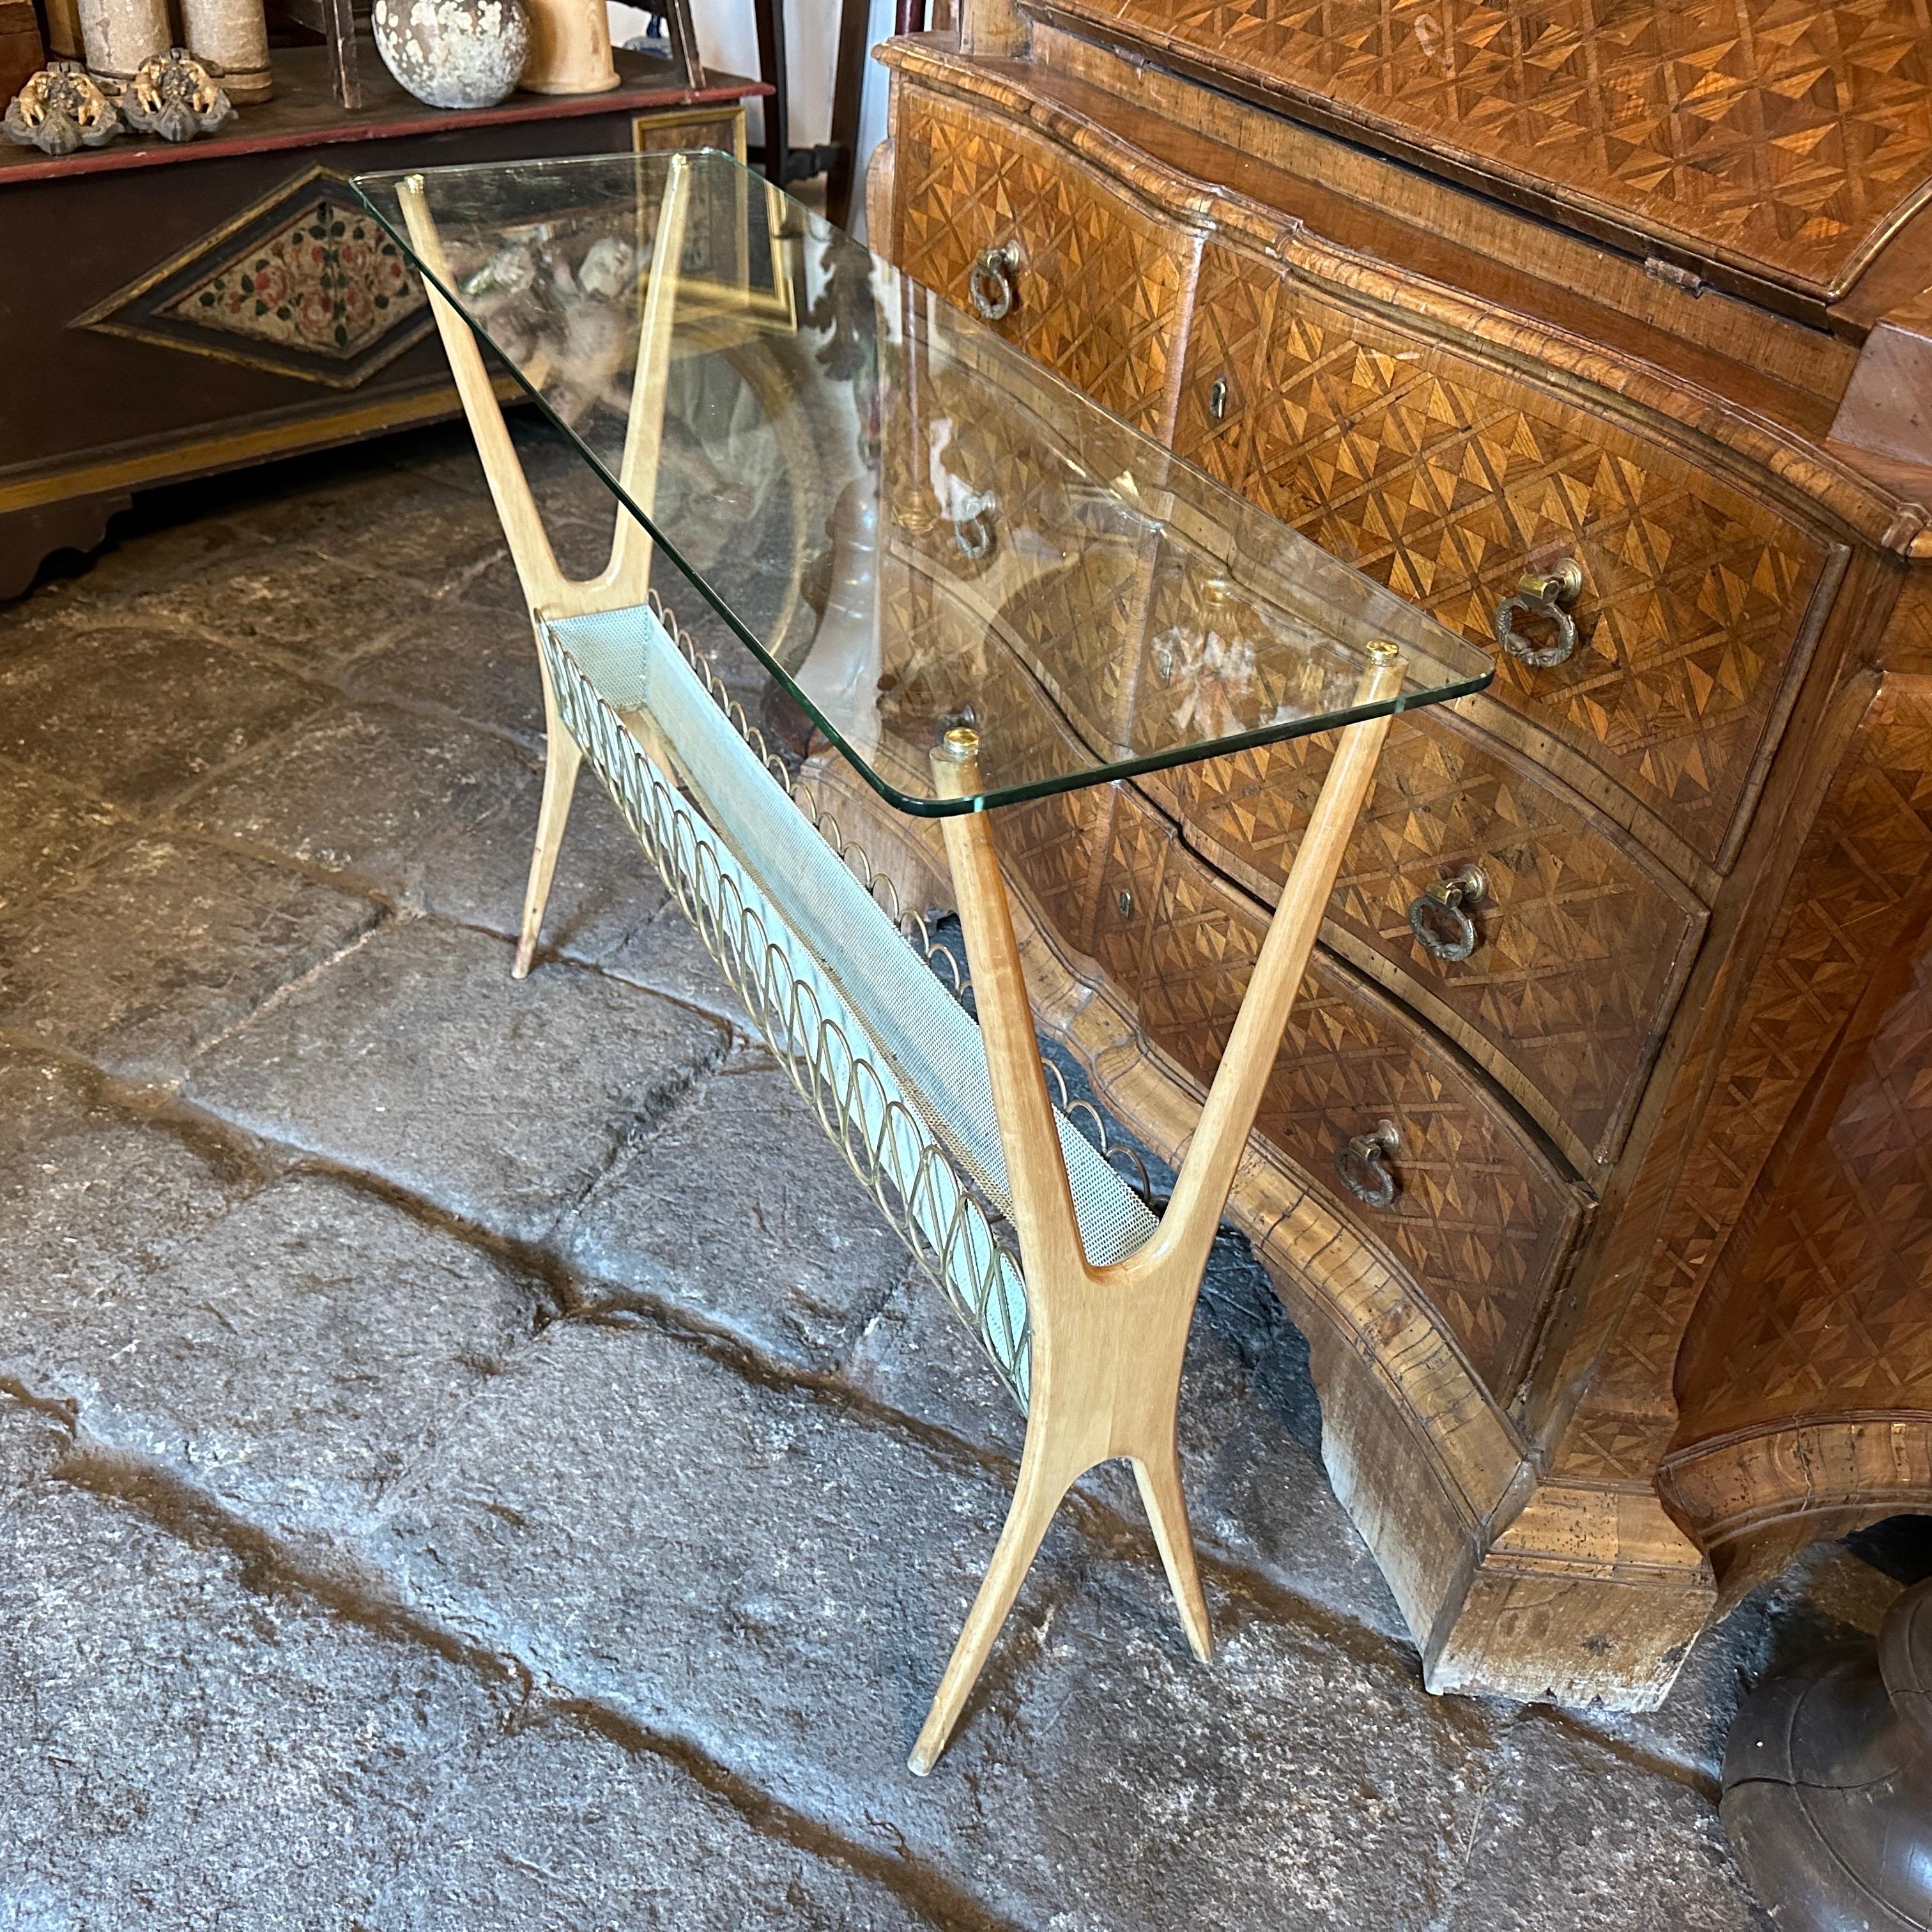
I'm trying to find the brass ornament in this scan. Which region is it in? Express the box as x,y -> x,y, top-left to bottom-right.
119,46 -> 234,142
3,59 -> 121,155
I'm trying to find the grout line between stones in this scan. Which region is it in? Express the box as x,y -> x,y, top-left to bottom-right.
1,1012 -> 1724,1803
0,1379 -> 1019,1932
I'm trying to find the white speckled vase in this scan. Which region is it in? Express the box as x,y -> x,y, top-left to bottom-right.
372,0 -> 528,109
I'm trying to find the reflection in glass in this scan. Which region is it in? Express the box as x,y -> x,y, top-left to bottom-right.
356,150 -> 1491,816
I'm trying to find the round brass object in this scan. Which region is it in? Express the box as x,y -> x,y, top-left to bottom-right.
1336,1120 -> 1401,1208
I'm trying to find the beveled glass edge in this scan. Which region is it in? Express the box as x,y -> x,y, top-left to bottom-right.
352,157 -> 1494,819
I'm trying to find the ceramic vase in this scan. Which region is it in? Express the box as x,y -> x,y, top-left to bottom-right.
178,0 -> 272,102
518,0 -> 616,94
75,0 -> 166,89
372,0 -> 528,109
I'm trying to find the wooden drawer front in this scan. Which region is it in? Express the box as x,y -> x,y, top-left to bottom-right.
1174,245 -> 1838,870
891,84 -> 1196,436
873,554 -> 1115,954
887,354 -> 1157,756
1096,791 -> 1591,1393
1176,712 -> 1706,1167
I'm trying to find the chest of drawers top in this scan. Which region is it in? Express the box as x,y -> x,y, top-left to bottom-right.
1030,0 -> 1932,328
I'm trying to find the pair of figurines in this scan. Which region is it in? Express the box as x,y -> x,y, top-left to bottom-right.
4,47 -> 233,154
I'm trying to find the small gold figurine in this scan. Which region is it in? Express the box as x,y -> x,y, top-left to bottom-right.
3,60 -> 123,157
119,47 -> 236,142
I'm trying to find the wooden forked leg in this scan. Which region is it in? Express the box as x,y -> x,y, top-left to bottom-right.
395,160 -> 691,976
910,1434 -> 1081,1777
514,663 -> 584,978
1133,1443 -> 1211,1664
913,650 -> 1402,1773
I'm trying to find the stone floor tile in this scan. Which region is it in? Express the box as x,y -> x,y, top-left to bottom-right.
562,1061 -> 908,1370
601,901 -> 755,1031
79,544 -> 438,673
453,548 -> 532,619
0,1048 -> 265,1344
0,503 -> 266,641
0,624 -> 328,809
1438,1713 -> 1766,1931
411,765 -> 672,969
370,1717 -> 943,1932
0,756 -> 121,904
11,1170 -> 547,1540
180,700 -> 537,898
453,515 -> 619,619
185,916 -> 728,1240
0,837 -> 383,1086
367,1317 -> 1503,1932
344,600 -> 549,747
381,422 -> 491,498
227,466 -> 509,597
843,1264 -> 1027,1457
0,1396 -> 68,1498
0,1445 -> 504,1931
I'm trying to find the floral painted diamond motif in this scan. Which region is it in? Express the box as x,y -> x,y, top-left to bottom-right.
162,197 -> 423,361
72,167 -> 435,389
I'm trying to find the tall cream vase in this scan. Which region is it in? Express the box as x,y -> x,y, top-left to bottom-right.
180,0 -> 273,101
519,0 -> 617,93
77,0 -> 167,89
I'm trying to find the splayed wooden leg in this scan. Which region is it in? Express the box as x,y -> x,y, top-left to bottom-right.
514,674 -> 583,979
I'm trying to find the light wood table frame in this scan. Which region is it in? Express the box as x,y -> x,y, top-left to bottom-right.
397,159 -> 1411,1774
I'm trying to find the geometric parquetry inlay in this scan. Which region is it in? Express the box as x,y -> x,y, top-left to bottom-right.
1175,707 -> 1707,1165
1059,0 -> 1932,302
1099,788 -> 1592,1393
895,92 -> 1193,435
72,167 -> 431,389
1174,245 -> 1836,868
1678,937 -> 1932,1436
1563,667 -> 1932,1480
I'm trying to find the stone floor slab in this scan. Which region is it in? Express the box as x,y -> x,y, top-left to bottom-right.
1439,1715 -> 1767,1931
563,1060 -> 908,1369
365,1317 -> 1506,1932
232,473 -> 510,599
0,1048 -> 264,1345
0,756 -> 122,906
185,916 -> 728,1240
0,1429 -> 505,1931
0,623 -> 326,809
180,699 -> 537,900
369,1717 -> 944,1932
412,777 -> 672,976
68,543 -> 438,675
344,601 -> 549,748
11,1169 -> 547,1541
0,838 -> 383,1087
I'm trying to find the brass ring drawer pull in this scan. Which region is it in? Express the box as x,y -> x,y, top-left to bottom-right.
969,243 -> 1020,322
1494,558 -> 1584,668
1336,1119 -> 1400,1208
1407,865 -> 1487,963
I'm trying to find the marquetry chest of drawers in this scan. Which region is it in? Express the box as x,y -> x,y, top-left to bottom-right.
865,2 -> 1932,1709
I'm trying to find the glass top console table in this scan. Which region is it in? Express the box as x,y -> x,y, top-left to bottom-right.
356,150 -> 1492,1773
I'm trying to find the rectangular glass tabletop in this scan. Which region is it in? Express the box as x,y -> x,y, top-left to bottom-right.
355,150 -> 1491,817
